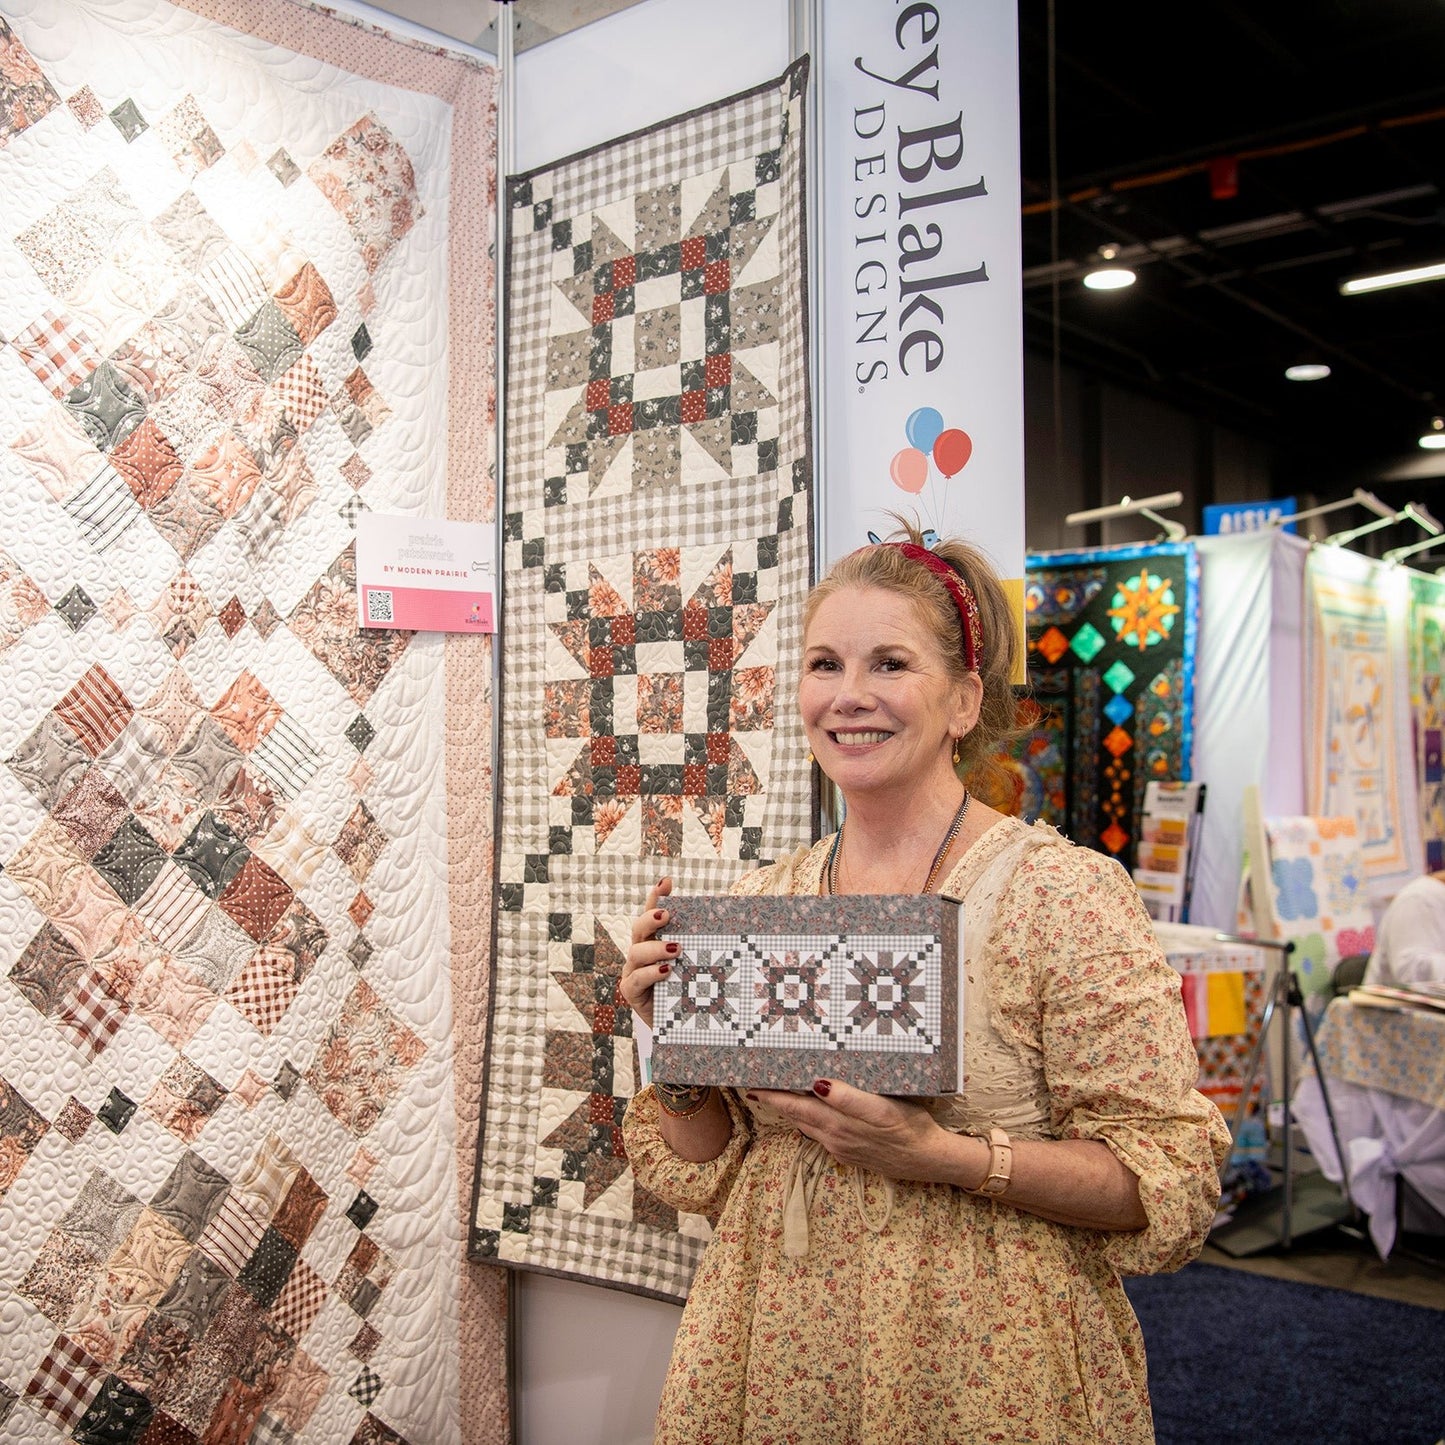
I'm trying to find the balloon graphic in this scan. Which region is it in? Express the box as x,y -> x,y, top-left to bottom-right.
890,447 -> 929,493
904,406 -> 945,453
932,428 -> 973,478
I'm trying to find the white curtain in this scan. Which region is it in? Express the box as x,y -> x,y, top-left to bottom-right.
1190,531 -> 1307,928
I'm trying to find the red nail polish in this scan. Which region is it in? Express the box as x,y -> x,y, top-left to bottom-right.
653,910 -> 665,922
812,1079 -> 832,1098
664,941 -> 679,954
658,962 -> 671,974
744,1091 -> 760,1102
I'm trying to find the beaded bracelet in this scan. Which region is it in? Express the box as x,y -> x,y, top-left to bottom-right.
654,1082 -> 712,1119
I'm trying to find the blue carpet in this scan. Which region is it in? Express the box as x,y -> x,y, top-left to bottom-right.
1124,1262 -> 1445,1444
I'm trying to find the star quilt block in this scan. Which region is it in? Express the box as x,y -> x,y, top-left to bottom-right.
473,60 -> 813,1303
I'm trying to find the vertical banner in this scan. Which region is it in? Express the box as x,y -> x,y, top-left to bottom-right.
818,1 -> 1024,589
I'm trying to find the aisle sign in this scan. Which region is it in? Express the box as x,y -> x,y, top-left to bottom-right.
355,513 -> 494,633
819,0 -> 1024,598
1203,498 -> 1297,535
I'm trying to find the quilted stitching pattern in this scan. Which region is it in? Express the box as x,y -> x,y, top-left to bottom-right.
0,2 -> 499,1441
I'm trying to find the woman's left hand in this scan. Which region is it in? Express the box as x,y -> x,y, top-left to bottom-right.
748,1079 -> 947,1182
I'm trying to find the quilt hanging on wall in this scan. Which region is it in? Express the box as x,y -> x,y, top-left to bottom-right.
1407,570 -> 1445,871
1304,547 -> 1422,903
995,542 -> 1199,874
472,59 -> 813,1303
0,3 -> 503,1443
1260,815 -> 1375,1001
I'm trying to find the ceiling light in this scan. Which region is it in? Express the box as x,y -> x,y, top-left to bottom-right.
1420,417 -> 1445,450
1284,363 -> 1331,382
1083,266 -> 1136,291
1340,261 -> 1445,295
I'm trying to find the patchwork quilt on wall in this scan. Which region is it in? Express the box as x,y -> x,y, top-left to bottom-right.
0,3 -> 503,1442
472,60 -> 813,1302
1304,546 -> 1422,903
1261,815 -> 1375,1001
1000,543 -> 1199,873
1407,570 -> 1445,871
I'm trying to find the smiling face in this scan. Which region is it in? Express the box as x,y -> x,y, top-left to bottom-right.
799,585 -> 981,804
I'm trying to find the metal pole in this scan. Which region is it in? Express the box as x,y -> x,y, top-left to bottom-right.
496,22 -> 516,1443
791,0 -> 834,837
1296,994 -> 1356,1207
1281,968 -> 1294,1248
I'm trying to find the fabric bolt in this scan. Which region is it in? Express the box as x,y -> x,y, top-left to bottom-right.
473,60 -> 813,1300
998,542 -> 1199,873
623,816 -> 1229,1444
0,2 -> 502,1442
1304,546 -> 1423,904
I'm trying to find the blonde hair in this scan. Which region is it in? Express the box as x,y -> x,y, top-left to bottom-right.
803,515 -> 1021,775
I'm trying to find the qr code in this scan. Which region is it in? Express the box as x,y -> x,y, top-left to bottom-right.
367,590 -> 394,623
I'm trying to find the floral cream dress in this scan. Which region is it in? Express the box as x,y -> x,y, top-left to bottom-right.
622,817 -> 1231,1445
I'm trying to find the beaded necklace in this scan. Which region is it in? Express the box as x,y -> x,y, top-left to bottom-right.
822,789 -> 971,896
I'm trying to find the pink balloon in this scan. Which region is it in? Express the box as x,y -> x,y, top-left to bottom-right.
932,428 -> 973,478
890,446 -> 929,494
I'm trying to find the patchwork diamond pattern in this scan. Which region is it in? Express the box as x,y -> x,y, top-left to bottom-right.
1007,545 -> 1198,869
0,2 -> 499,1437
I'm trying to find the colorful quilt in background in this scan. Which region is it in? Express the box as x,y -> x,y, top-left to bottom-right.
473,61 -> 813,1303
1000,543 -> 1199,873
1261,816 -> 1375,1000
1304,547 -> 1422,901
0,3 -> 501,1442
1407,571 -> 1445,870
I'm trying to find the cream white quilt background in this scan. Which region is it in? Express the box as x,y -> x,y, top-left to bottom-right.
0,2 -> 501,1442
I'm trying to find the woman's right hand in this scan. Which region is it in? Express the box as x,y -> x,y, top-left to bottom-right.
619,876 -> 676,1030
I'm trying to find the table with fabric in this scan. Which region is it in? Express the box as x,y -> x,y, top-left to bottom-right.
1291,997 -> 1445,1255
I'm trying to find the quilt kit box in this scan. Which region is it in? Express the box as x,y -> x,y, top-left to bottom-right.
652,892 -> 964,1094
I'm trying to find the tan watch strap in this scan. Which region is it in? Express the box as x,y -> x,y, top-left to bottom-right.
971,1126 -> 1013,1196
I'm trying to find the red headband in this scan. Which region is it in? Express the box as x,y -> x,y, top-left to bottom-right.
892,542 -> 984,672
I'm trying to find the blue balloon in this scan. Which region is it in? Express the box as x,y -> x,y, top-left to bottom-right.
905,406 -> 945,452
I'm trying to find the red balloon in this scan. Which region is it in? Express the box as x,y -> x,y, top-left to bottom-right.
932,428 -> 973,477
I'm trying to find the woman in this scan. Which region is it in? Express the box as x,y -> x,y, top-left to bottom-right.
620,523 -> 1229,1445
